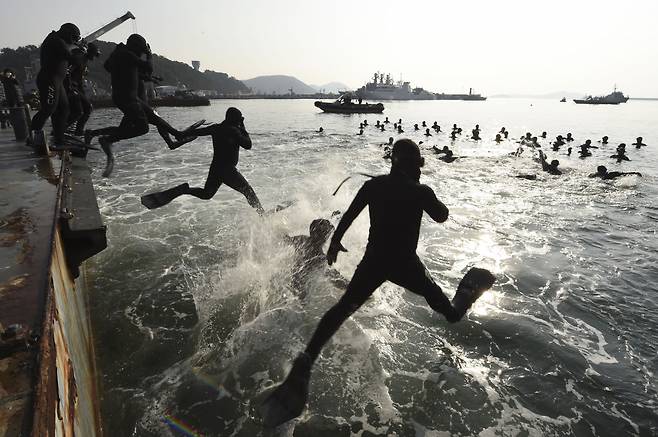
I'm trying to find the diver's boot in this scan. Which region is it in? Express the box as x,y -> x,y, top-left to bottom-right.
99,136 -> 115,177
261,352 -> 312,428
452,268 -> 496,318
31,129 -> 49,156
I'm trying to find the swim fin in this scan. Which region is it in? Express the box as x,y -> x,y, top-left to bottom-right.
141,183 -> 189,210
452,267 -> 496,317
167,135 -> 197,150
261,353 -> 312,428
183,119 -> 205,132
264,199 -> 297,215
167,120 -> 206,150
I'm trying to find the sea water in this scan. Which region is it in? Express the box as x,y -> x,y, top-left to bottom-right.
85,99 -> 658,436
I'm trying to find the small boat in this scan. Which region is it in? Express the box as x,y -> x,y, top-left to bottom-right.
560,97 -> 566,102
574,86 -> 629,105
314,93 -> 384,113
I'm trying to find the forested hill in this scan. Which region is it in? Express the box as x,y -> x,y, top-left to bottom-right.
0,40 -> 249,95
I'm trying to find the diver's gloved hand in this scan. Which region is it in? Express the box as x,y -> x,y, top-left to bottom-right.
327,240 -> 347,266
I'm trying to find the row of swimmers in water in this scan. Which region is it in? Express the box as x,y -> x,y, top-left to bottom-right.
346,123 -> 645,179
319,119 -> 649,167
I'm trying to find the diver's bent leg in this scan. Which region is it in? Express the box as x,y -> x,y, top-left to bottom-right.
304,258 -> 385,364
389,256 -> 461,322
31,75 -> 57,132
67,92 -> 83,130
222,167 -> 264,213
51,83 -> 69,145
105,103 -> 149,143
143,102 -> 180,136
184,161 -> 223,200
74,94 -> 92,136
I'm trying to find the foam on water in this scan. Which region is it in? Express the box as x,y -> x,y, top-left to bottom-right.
87,99 -> 658,436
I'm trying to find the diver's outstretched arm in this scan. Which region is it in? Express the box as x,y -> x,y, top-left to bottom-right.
327,185 -> 368,265
421,186 -> 449,223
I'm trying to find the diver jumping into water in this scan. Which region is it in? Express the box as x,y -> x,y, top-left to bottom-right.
261,139 -> 496,427
284,218 -> 349,298
84,34 -> 194,177
141,107 -> 264,214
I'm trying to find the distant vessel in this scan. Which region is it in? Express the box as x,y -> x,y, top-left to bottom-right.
574,87 -> 629,105
356,73 -> 435,100
315,93 -> 384,113
560,97 -> 567,102
435,88 -> 486,101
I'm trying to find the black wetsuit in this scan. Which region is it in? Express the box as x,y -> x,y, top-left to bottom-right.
1,76 -> 21,107
87,44 -> 181,145
304,170 -> 461,362
66,51 -> 92,135
31,31 -> 74,143
161,121 -> 262,211
286,235 -> 347,298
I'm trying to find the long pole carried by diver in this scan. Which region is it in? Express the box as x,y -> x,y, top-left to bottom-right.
83,11 -> 136,43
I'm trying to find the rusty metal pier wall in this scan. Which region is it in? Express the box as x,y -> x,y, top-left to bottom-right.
0,129 -> 106,436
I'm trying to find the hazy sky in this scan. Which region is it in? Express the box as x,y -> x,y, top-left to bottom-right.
3,0 -> 658,96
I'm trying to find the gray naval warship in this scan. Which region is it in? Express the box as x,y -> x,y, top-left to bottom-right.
574,86 -> 629,105
355,73 -> 486,101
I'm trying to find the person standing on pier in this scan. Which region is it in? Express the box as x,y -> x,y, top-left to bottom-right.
30,23 -> 81,150
66,43 -> 100,137
84,34 -> 193,177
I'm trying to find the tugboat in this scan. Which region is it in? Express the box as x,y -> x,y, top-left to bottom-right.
574,86 -> 629,105
314,93 -> 384,114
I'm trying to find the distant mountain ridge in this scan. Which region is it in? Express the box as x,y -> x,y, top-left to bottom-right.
309,82 -> 352,93
241,75 -> 319,95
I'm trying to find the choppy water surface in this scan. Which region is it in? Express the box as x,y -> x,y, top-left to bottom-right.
86,99 -> 658,436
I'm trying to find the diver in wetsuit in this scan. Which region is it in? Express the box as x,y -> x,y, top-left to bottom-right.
539,150 -> 562,175
66,42 -> 100,136
84,34 -> 192,176
284,219 -> 348,299
632,137 -> 647,149
261,139 -> 496,427
610,144 -> 631,163
471,124 -> 481,140
30,23 -> 81,150
589,165 -> 642,180
140,107 -> 264,214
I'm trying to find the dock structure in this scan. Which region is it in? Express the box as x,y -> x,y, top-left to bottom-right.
0,129 -> 107,436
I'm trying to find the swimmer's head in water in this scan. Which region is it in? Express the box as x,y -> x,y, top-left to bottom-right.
309,219 -> 334,242
225,107 -> 243,124
551,160 -> 559,167
127,34 -> 148,54
597,165 -> 607,174
59,23 -> 81,44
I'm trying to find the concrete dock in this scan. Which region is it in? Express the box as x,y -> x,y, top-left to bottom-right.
0,128 -> 106,436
